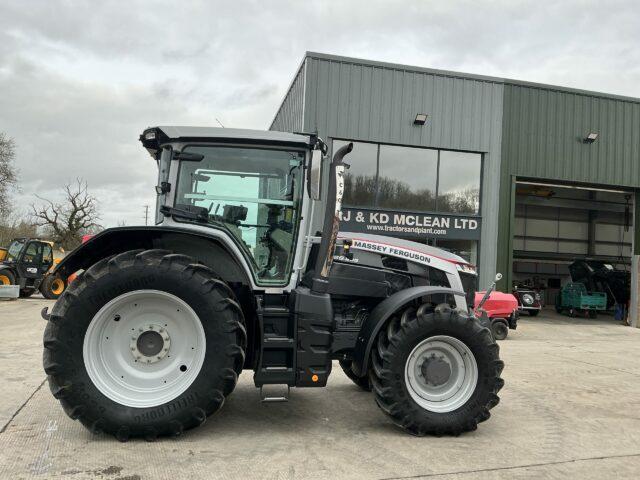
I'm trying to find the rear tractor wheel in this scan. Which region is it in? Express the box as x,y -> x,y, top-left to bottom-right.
40,275 -> 67,299
370,304 -> 503,436
43,249 -> 246,440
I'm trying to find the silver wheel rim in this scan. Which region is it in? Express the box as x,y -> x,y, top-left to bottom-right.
83,290 -> 206,408
404,335 -> 478,413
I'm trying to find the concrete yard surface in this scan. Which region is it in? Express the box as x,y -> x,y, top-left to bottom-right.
1,298 -> 640,479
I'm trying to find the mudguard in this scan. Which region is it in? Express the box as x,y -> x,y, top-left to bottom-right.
53,226 -> 251,286
350,286 -> 465,377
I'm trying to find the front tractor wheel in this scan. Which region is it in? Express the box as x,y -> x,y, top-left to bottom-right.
370,304 -> 503,436
43,250 -> 246,441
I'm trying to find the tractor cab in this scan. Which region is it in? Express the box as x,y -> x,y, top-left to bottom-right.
139,126 -> 325,291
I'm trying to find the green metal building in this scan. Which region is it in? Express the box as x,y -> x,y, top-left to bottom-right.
271,52 -> 640,327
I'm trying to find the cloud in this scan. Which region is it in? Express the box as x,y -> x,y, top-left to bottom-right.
0,0 -> 639,227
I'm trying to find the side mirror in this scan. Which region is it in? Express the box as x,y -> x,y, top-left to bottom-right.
155,181 -> 171,195
308,149 -> 322,200
495,273 -> 503,282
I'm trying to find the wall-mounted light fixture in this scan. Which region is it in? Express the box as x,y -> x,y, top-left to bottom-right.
414,113 -> 428,125
583,132 -> 598,144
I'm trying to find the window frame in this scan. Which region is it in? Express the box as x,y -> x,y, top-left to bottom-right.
172,142 -> 308,287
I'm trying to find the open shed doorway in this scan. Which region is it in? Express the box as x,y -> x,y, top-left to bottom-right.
512,180 -> 634,324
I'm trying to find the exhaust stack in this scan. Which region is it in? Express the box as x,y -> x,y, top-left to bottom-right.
310,142 -> 353,294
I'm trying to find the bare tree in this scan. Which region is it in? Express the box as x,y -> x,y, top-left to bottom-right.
0,211 -> 37,246
32,179 -> 101,249
0,132 -> 18,218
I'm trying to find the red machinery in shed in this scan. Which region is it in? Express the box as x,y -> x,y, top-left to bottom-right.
474,274 -> 519,340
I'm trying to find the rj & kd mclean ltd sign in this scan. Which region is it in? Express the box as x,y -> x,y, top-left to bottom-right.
338,208 -> 481,240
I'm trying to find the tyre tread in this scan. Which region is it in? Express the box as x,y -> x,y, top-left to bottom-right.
369,305 -> 504,436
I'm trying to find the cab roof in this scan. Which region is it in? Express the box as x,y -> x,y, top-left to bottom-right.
140,126 -> 314,157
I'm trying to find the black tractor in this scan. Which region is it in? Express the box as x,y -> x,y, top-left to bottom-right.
42,127 -> 503,440
0,238 -> 67,299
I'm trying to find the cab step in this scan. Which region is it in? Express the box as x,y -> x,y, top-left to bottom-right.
254,295 -> 296,387
260,384 -> 290,403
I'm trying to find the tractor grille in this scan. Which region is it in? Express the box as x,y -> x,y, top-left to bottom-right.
459,272 -> 477,310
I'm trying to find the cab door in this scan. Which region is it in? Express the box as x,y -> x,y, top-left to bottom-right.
41,243 -> 54,274
16,241 -> 45,283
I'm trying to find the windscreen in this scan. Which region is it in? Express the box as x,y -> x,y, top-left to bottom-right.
6,239 -> 25,261
175,145 -> 305,285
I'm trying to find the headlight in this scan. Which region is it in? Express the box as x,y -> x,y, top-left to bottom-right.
522,293 -> 534,305
534,293 -> 540,301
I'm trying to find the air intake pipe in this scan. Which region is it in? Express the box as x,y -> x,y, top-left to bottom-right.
310,142 -> 353,294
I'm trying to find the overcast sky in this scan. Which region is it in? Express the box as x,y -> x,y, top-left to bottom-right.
1,0 -> 639,227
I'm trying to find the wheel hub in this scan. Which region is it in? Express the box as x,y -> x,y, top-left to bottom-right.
420,355 -> 452,386
132,325 -> 170,362
405,335 -> 478,413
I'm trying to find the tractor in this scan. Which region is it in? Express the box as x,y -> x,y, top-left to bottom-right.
42,126 -> 503,441
0,237 -> 67,299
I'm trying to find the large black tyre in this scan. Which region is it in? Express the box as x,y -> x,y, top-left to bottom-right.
43,249 -> 246,441
339,359 -> 372,391
40,274 -> 67,299
370,304 -> 503,436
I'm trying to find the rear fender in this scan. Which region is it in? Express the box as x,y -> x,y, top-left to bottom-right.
53,226 -> 258,368
54,226 -> 252,287
350,286 -> 466,377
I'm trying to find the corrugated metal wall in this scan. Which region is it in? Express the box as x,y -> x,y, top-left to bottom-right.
302,55 -> 504,154
502,84 -> 640,186
496,84 -> 640,288
270,60 -> 306,133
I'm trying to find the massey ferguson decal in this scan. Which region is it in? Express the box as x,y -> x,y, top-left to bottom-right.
350,239 -> 432,264
339,208 -> 481,240
346,238 -> 477,276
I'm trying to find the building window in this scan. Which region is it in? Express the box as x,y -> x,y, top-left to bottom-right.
377,145 -> 438,211
336,140 -> 378,208
438,151 -> 481,214
333,139 -> 482,215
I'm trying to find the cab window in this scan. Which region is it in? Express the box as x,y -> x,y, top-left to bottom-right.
175,146 -> 305,285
